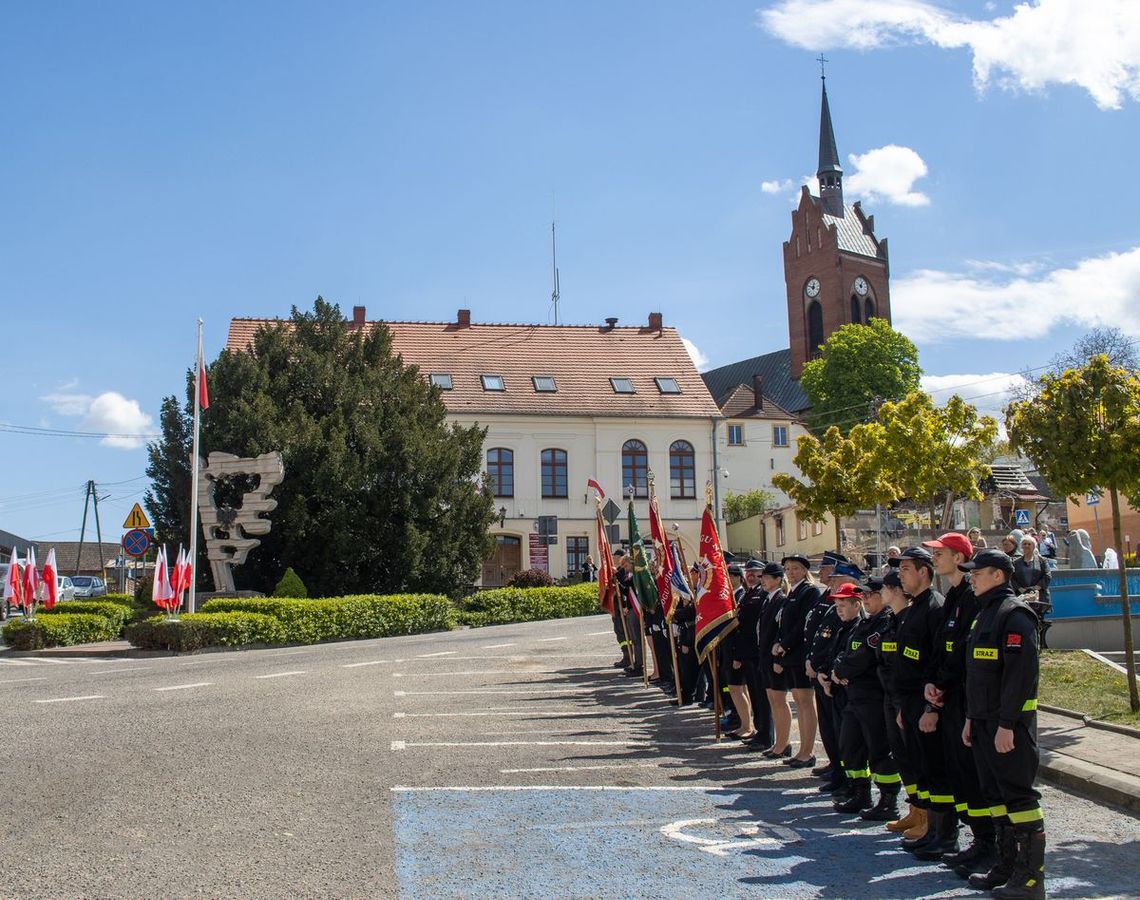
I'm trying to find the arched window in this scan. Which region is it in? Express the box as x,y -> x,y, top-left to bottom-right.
541,448 -> 568,498
807,301 -> 824,358
669,440 -> 696,499
487,448 -> 513,498
865,297 -> 876,321
622,439 -> 648,499
850,296 -> 862,324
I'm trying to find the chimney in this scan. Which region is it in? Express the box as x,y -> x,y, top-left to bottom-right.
603,317 -> 619,331
352,305 -> 366,327
752,374 -> 764,410
457,308 -> 471,327
648,312 -> 663,331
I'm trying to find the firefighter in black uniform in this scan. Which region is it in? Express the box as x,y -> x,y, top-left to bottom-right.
610,549 -> 633,669
672,590 -> 698,705
890,546 -> 955,856
614,552 -> 643,677
961,549 -> 1045,899
832,577 -> 902,819
923,532 -> 998,876
819,582 -> 868,811
804,553 -> 850,787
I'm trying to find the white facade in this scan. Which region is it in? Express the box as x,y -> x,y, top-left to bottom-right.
717,413 -> 810,507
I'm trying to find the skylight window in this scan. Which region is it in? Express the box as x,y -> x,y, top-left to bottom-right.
610,377 -> 635,394
532,376 -> 557,393
655,377 -> 681,394
430,373 -> 453,390
481,374 -> 505,391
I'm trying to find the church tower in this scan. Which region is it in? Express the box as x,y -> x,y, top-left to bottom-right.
783,75 -> 892,379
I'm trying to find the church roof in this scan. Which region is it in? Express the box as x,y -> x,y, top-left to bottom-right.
821,203 -> 882,259
817,80 -> 842,177
701,348 -> 811,414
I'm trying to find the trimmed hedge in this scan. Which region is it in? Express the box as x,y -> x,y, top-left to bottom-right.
41,601 -> 136,634
458,583 -> 601,627
125,613 -> 286,652
100,594 -> 136,608
2,614 -> 117,650
198,594 -> 455,644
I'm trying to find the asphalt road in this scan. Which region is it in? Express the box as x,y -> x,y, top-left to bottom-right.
2,615 -> 1138,898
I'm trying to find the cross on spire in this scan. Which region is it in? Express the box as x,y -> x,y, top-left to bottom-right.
817,54 -> 829,80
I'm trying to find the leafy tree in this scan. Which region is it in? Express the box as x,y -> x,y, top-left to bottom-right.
144,392 -> 194,549
146,298 -> 496,598
724,488 -> 777,525
877,393 -> 998,538
772,422 -> 897,550
273,567 -> 308,598
1050,326 -> 1138,373
800,318 -> 922,435
1007,355 -> 1140,711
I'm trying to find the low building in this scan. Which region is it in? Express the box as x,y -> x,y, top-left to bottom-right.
228,308 -> 724,586
0,528 -> 36,559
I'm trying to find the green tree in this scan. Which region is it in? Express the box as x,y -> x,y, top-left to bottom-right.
273,567 -> 308,598
146,298 -> 496,598
1007,355 -> 1140,710
800,318 -> 922,435
724,488 -> 776,525
877,392 -> 998,538
144,391 -> 194,549
772,422 -> 897,550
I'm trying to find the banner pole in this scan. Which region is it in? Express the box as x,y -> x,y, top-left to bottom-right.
667,612 -> 683,704
711,646 -> 722,742
640,607 -> 649,688
188,318 -> 203,615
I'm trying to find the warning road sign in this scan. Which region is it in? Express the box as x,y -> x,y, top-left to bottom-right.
123,503 -> 151,530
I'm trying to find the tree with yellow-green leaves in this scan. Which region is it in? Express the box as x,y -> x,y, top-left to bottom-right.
773,422 -> 898,552
1007,355 -> 1140,711
877,393 -> 999,540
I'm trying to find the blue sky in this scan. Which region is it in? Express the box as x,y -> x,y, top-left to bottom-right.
2,0 -> 1138,541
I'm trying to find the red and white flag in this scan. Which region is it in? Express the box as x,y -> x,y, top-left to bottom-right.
42,548 -> 59,610
648,492 -> 675,621
4,547 -> 22,610
198,348 -> 210,411
153,547 -> 175,611
587,478 -> 605,499
693,507 -> 737,663
22,545 -> 39,614
595,505 -> 616,614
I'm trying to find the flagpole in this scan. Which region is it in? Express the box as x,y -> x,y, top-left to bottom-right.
188,319 -> 203,615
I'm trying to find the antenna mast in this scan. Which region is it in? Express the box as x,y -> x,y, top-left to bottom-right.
550,220 -> 560,325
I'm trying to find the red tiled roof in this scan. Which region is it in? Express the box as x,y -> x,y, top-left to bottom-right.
226,317 -> 722,419
717,383 -> 797,420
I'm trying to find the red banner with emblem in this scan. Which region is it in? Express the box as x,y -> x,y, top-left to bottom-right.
595,504 -> 616,615
648,491 -> 674,621
693,506 -> 737,663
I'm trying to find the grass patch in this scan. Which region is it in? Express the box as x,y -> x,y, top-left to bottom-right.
1040,650 -> 1140,727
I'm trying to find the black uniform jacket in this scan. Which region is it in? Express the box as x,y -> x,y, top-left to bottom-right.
727,585 -> 764,663
673,600 -> 696,649
889,587 -> 946,703
876,607 -> 904,695
776,580 -> 825,669
757,589 -> 785,670
808,602 -> 841,674
965,583 -> 1039,728
931,578 -> 980,697
834,606 -> 894,703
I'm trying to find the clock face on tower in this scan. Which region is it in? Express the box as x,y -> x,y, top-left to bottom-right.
853,276 -> 869,296
804,277 -> 821,299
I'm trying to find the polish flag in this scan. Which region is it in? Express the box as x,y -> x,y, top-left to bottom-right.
3,547 -> 22,611
153,547 -> 175,611
586,478 -> 605,499
22,545 -> 39,614
42,548 -> 59,610
198,352 -> 210,411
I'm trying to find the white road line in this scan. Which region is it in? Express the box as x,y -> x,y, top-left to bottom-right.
34,695 -> 105,704
254,671 -> 307,679
88,666 -> 152,675
341,660 -> 390,668
389,739 -> 711,750
392,710 -> 636,718
500,762 -> 661,774
391,785 -> 779,793
480,643 -> 516,649
392,668 -> 608,678
0,677 -> 48,684
537,636 -> 568,642
27,658 -> 79,665
391,654 -> 612,663
153,682 -> 213,692
393,688 -> 631,696
587,630 -> 613,636
262,649 -> 311,656
0,659 -> 41,667
415,651 -> 457,658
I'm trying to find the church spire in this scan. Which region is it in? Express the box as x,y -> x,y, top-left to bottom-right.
816,64 -> 844,217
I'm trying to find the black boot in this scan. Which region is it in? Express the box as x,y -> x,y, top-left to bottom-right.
903,809 -> 943,851
968,825 -> 1017,890
818,773 -> 847,794
834,780 -> 873,813
860,786 -> 901,822
945,822 -> 997,877
913,807 -> 960,860
992,829 -> 1046,899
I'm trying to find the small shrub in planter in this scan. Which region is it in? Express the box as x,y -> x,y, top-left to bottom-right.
125,612 -> 286,652
41,601 -> 135,634
3,614 -> 117,650
273,567 -> 308,598
507,568 -> 555,588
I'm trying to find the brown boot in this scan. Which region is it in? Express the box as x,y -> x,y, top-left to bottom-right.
886,803 -> 920,833
901,807 -> 929,842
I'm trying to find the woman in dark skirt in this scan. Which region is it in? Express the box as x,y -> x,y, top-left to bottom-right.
758,562 -> 792,756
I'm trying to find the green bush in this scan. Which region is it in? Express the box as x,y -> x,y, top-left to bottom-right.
2,614 -> 117,650
273,567 -> 308,598
125,612 -> 286,652
458,583 -> 601,627
100,594 -> 135,608
41,601 -> 135,634
507,568 -> 555,588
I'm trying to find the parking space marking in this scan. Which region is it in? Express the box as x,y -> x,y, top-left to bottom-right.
88,666 -> 152,675
415,651 -> 457,658
34,695 -> 105,704
499,762 -> 661,774
480,643 -> 516,649
254,670 -> 307,679
0,677 -> 48,684
537,636 -> 568,642
341,660 -> 391,668
154,682 -> 213,692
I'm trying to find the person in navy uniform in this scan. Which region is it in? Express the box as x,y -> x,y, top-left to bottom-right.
961,549 -> 1046,898
816,581 -> 866,810
754,562 -> 791,757
771,554 -> 824,767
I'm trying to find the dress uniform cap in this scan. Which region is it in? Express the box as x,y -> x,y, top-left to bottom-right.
958,548 -> 1014,576
781,553 -> 812,569
744,559 -> 767,572
832,561 -> 865,579
761,562 -> 785,578
882,569 -> 903,588
922,532 -> 975,561
898,546 -> 934,568
613,549 -> 626,558
727,564 -> 744,578
863,575 -> 885,591
820,551 -> 849,568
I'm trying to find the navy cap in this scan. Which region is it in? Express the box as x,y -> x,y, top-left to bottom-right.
820,551 -> 849,568
613,549 -> 626,558
833,561 -> 865,580
882,570 -> 903,588
781,554 -> 812,569
898,546 -> 934,568
723,551 -> 736,563
728,564 -> 744,578
863,575 -> 885,592
761,562 -> 785,578
958,548 -> 1014,576
744,559 -> 766,572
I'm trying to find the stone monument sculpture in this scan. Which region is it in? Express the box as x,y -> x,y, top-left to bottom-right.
197,451 -> 285,593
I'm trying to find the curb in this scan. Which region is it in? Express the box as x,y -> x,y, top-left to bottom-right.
1039,749 -> 1140,813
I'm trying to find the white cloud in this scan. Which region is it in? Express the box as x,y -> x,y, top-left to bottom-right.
845,145 -> 930,206
681,336 -> 711,372
41,390 -> 156,449
757,0 -> 1140,110
921,372 -> 1029,421
762,178 -> 795,194
893,245 -> 1140,342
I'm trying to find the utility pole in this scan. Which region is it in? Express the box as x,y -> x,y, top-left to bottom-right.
76,481 -> 93,576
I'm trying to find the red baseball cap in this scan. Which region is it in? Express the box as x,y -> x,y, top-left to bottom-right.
922,532 -> 975,560
831,583 -> 865,601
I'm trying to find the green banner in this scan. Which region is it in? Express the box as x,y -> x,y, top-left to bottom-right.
627,502 -> 659,613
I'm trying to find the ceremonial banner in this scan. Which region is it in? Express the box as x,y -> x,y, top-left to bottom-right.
648,490 -> 674,621
694,506 -> 737,663
595,503 -> 616,615
42,548 -> 58,610
627,502 -> 659,614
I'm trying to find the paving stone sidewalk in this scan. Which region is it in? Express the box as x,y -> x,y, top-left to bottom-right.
1039,709 -> 1140,812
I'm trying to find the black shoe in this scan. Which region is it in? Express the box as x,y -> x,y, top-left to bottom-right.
612,659 -> 627,668
947,834 -> 997,878
812,763 -> 833,777
860,789 -> 901,822
785,755 -> 817,769
623,667 -> 643,677
818,778 -> 846,794
992,829 -> 1046,899
834,783 -> 873,814
762,744 -> 793,759
968,826 -> 1016,890
911,811 -> 960,859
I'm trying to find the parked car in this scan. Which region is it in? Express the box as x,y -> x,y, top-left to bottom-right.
71,575 -> 107,598
56,576 -> 76,602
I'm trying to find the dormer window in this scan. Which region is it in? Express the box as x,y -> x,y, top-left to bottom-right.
610,377 -> 635,394
532,376 -> 557,393
655,377 -> 681,394
430,373 -> 453,390
481,374 -> 505,391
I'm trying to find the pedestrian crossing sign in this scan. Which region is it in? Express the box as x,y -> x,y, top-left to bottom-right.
123,502 -> 151,530
1014,508 -> 1030,527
